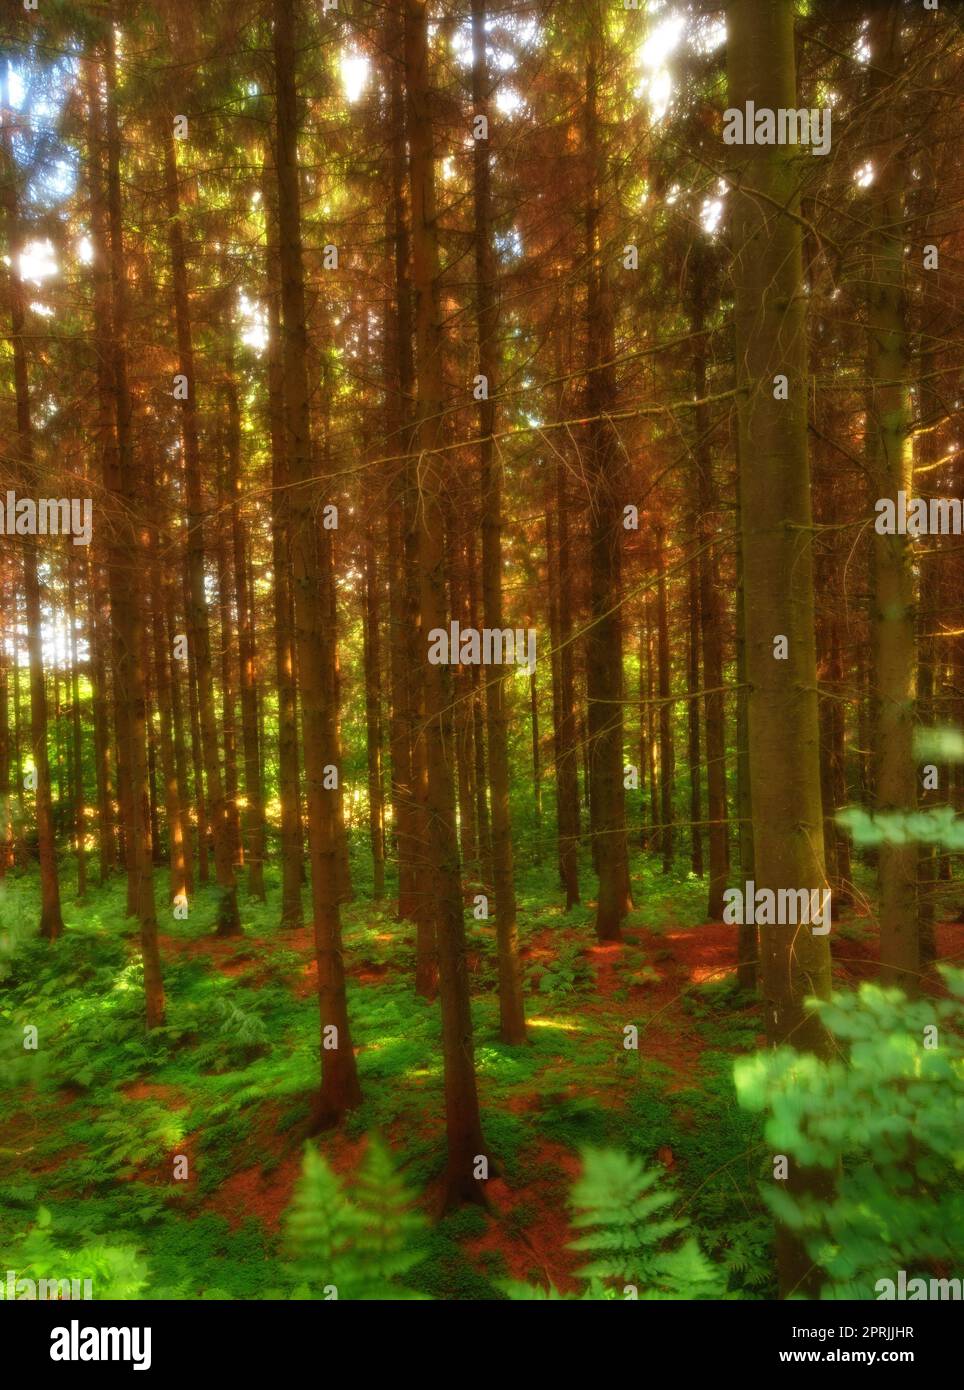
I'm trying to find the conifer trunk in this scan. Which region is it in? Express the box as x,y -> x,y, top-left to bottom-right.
273,0 -> 361,1126
1,68 -> 65,941
472,0 -> 526,1043
728,0 -> 833,1297
162,121 -> 241,936
405,0 -> 488,1205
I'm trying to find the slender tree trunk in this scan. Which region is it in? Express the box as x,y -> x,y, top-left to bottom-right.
645,598 -> 659,850
530,666 -> 542,848
164,578 -> 195,896
215,462 -> 242,870
1,69 -> 64,941
67,558 -> 87,900
655,528 -> 674,873
0,585 -> 11,875
734,502 -> 756,985
273,0 -> 361,1126
151,529 -> 190,906
263,165 -> 304,930
584,14 -> 630,940
451,524 -> 479,876
87,555 -> 116,882
13,602 -> 25,854
162,120 -> 241,936
916,349 -> 940,963
689,265 -> 728,915
381,13 -> 425,944
225,352 -> 267,899
103,29 -> 164,1024
405,0 -> 488,1205
363,515 -> 386,899
467,540 -> 492,887
866,5 -> 918,989
472,0 -> 526,1042
686,551 -> 703,877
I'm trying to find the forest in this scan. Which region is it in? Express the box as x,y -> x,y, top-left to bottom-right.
0,0 -> 962,1308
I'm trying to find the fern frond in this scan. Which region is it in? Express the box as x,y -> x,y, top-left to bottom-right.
283,1144 -> 358,1295
351,1135 -> 428,1297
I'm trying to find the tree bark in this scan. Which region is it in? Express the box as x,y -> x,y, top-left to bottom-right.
583,11 -> 631,940
405,0 -> 488,1205
472,0 -> 526,1042
728,0 -> 833,1297
225,349 -> 267,900
103,29 -> 164,1024
1,67 -> 65,941
273,0 -> 361,1126
162,119 -> 241,936
866,4 -> 918,988
263,162 -> 304,930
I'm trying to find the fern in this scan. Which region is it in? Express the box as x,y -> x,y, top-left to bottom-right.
2,1207 -> 149,1299
570,1149 -> 723,1298
283,1137 -> 427,1299
504,1147 -> 724,1300
284,1145 -> 358,1297
351,1136 -> 427,1297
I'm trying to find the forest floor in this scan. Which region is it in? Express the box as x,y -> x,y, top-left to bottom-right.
2,851 -> 961,1299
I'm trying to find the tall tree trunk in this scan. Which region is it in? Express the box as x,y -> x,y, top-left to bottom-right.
866,5 -> 918,988
688,261 -> 728,916
87,554 -> 116,883
0,583 -> 11,875
151,528 -> 190,906
103,29 -> 164,1024
645,598 -> 659,850
686,551 -> 703,877
405,0 -> 487,1205
530,666 -> 542,848
728,0 -> 833,1297
472,0 -> 526,1042
1,68 -> 65,941
734,501 -> 756,985
162,120 -> 241,936
381,12 -> 426,946
273,0 -> 361,1126
363,514 -> 386,899
215,461 -> 242,869
451,523 -> 479,877
225,351 -> 267,900
263,162 -> 304,930
165,577 -> 196,896
584,12 -> 630,940
655,528 -> 674,873
916,349 -> 940,963
466,540 -> 492,888
67,558 -> 87,900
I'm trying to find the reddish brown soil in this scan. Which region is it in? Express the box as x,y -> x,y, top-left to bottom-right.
463,1141 -> 584,1293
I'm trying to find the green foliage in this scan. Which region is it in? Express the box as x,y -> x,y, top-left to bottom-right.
1,1206 -> 148,1299
735,968 -> 964,1299
351,1137 -> 429,1291
837,804 -> 964,850
284,1137 -> 427,1299
525,940 -> 594,997
505,1147 -> 724,1300
192,996 -> 271,1069
569,1148 -> 724,1298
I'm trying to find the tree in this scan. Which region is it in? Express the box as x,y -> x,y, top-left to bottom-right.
273,0 -> 361,1127
727,0 -> 833,1297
